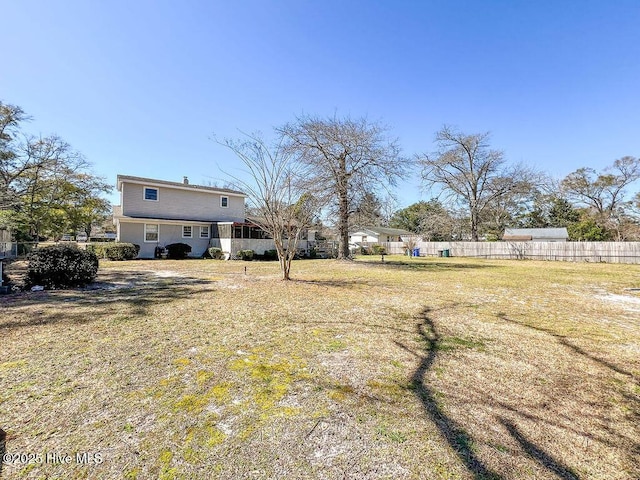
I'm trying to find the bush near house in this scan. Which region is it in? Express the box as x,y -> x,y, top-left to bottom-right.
254,249 -> 277,261
371,245 -> 386,255
88,243 -> 140,261
207,247 -> 224,259
26,244 -> 99,289
166,243 -> 192,259
237,250 -> 254,261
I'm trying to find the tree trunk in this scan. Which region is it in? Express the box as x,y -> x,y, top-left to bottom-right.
337,156 -> 351,260
470,205 -> 479,242
275,238 -> 292,281
471,223 -> 479,242
337,186 -> 350,259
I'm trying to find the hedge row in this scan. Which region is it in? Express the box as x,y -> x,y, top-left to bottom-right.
87,243 -> 140,260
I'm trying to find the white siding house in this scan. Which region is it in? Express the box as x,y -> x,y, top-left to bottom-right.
349,227 -> 413,244
114,175 -> 247,258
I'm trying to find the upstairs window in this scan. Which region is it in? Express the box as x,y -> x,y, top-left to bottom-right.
221,196 -> 229,208
200,226 -> 210,238
182,226 -> 192,238
144,187 -> 158,201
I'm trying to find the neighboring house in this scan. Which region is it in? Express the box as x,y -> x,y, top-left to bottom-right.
114,175 -> 246,258
502,227 -> 569,242
349,226 -> 414,244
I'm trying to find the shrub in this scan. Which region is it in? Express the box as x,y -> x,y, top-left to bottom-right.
26,244 -> 99,289
371,244 -> 386,255
166,243 -> 192,259
263,249 -> 278,261
207,247 -> 224,259
90,243 -> 139,260
236,249 -> 254,261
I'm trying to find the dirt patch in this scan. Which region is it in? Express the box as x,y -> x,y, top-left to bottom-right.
595,292 -> 640,313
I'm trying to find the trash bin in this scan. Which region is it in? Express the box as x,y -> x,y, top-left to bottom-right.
443,249 -> 450,257
437,250 -> 443,257
413,248 -> 420,257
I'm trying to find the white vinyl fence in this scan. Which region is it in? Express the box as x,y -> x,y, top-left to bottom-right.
373,241 -> 640,264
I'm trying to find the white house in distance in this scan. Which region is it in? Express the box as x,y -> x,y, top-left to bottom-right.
349,226 -> 414,244
114,175 -> 247,258
502,227 -> 569,242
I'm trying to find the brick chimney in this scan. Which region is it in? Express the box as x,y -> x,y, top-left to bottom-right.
183,176 -> 189,185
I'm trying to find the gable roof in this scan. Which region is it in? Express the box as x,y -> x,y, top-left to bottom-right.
117,175 -> 246,197
503,228 -> 569,239
350,226 -> 413,237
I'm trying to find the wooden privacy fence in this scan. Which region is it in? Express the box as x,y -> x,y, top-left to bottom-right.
376,241 -> 640,264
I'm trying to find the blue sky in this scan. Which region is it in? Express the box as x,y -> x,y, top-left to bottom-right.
3,0 -> 639,209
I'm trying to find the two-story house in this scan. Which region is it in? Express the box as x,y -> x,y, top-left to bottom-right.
114,175 -> 247,258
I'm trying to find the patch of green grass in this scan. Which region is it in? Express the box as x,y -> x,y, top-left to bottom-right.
390,359 -> 403,368
327,383 -> 355,402
0,359 -> 27,369
158,450 -> 177,480
376,423 -> 408,443
324,338 -> 346,352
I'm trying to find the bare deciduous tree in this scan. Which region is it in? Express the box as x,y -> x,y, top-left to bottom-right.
419,126 -> 535,241
561,157 -> 640,216
561,157 -> 640,239
217,132 -> 319,280
278,115 -> 407,259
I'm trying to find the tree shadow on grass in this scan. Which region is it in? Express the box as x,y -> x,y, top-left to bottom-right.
0,271 -> 217,331
495,400 -> 627,451
394,307 -> 502,480
497,311 -> 639,477
496,312 -> 638,383
499,418 -> 580,480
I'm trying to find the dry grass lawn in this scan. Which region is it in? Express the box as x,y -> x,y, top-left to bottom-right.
1,256 -> 639,479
